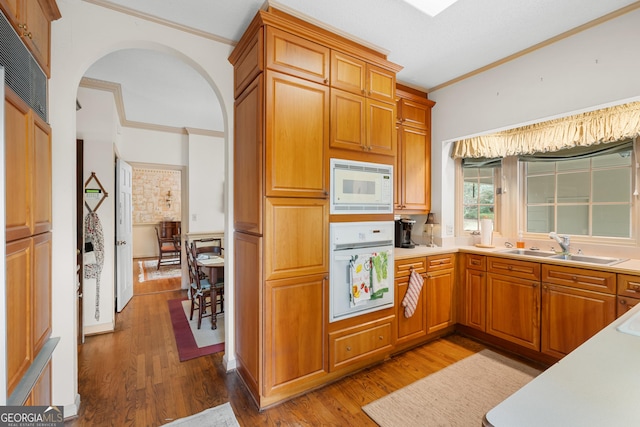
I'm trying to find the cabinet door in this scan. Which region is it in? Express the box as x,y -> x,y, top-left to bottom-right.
398,98 -> 430,130
265,71 -> 329,197
396,275 -> 427,344
463,268 -> 486,331
265,27 -> 330,85
366,98 -> 396,156
23,0 -> 51,75
330,89 -> 366,152
0,0 -> 21,22
617,297 -> 640,317
487,273 -> 540,351
264,198 -> 328,280
330,51 -> 366,94
398,126 -> 430,211
264,274 -> 327,396
366,63 -> 395,102
425,269 -> 455,334
234,76 -> 263,235
33,114 -> 51,234
33,232 -> 52,354
6,237 -> 32,396
234,232 -> 262,401
5,90 -> 32,242
542,284 -> 615,359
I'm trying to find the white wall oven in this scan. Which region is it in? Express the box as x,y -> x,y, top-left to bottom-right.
330,158 -> 393,214
329,221 -> 395,323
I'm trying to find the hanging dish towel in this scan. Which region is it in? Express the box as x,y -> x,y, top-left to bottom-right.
350,254 -> 372,307
84,211 -> 104,321
370,250 -> 391,299
402,269 -> 424,318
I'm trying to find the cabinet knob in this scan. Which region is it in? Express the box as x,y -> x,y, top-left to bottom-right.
324,78 -> 328,84
572,276 -> 577,281
532,283 -> 538,288
508,266 -> 513,271
18,23 -> 27,30
346,346 -> 351,352
379,335 -> 383,340
632,285 -> 640,291
620,299 -> 627,305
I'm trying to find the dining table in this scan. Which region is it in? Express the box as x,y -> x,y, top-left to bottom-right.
196,254 -> 224,284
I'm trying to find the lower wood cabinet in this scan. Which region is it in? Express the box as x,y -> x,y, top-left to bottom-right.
425,268 -> 455,334
487,270 -> 541,352
617,297 -> 640,317
329,315 -> 394,371
396,272 -> 427,345
541,284 -> 616,358
264,274 -> 327,396
461,254 -> 486,331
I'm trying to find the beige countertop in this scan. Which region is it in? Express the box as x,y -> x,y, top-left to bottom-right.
484,302 -> 640,426
394,244 -> 640,275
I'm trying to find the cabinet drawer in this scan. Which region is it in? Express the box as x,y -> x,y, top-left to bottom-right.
464,253 -> 486,271
542,264 -> 615,294
487,257 -> 540,281
618,274 -> 640,298
617,297 -> 640,318
329,318 -> 393,371
395,257 -> 426,278
426,253 -> 454,272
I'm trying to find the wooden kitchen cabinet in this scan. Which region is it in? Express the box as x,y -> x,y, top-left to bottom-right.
265,71 -> 329,198
461,254 -> 486,331
264,274 -> 327,396
0,0 -> 61,77
394,87 -> 434,213
330,50 -> 395,102
617,274 -> 640,317
617,297 -> 640,317
486,257 -> 541,351
25,360 -> 51,406
5,88 -> 52,242
425,254 -> 455,334
329,315 -> 394,371
395,257 -> 427,345
229,6 -> 400,408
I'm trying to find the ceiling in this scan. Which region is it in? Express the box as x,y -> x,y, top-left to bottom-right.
80,0 -> 640,132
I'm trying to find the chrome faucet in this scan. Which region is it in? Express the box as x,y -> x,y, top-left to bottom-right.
549,232 -> 570,255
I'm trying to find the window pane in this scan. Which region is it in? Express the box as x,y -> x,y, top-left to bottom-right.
593,204 -> 630,237
527,175 -> 555,203
478,168 -> 493,178
557,172 -> 589,203
527,205 -> 553,233
593,169 -> 630,202
463,168 -> 478,178
527,162 -> 555,174
557,158 -> 589,171
479,181 -> 494,204
463,181 -> 479,204
464,206 -> 478,231
592,151 -> 632,168
557,205 -> 588,235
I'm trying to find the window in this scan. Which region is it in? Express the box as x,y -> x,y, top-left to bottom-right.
523,143 -> 633,238
462,161 -> 500,232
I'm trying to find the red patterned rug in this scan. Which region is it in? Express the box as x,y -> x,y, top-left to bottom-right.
168,298 -> 224,361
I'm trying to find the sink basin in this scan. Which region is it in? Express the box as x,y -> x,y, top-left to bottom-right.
497,249 -> 557,257
550,254 -> 627,266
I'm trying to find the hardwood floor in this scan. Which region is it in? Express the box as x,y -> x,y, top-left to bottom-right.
134,258 -> 183,295
68,266 -> 494,426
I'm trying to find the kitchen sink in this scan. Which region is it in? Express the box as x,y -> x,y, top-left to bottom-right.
549,254 -> 628,266
497,249 -> 557,257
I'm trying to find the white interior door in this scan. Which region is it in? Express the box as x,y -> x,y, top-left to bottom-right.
116,158 -> 133,312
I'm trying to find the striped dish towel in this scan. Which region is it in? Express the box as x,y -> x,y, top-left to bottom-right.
402,269 -> 424,318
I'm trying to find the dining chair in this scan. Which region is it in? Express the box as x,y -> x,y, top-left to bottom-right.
154,225 -> 181,269
186,243 -> 216,329
190,238 -> 224,317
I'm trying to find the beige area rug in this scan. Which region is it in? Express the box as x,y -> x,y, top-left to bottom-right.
179,300 -> 225,348
138,259 -> 181,282
162,402 -> 240,426
362,349 -> 541,427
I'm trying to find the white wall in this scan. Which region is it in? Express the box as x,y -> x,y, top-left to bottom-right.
428,8 -> 640,244
188,133 -> 225,233
49,0 -> 235,415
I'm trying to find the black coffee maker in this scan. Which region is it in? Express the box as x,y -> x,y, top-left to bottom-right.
395,218 -> 416,248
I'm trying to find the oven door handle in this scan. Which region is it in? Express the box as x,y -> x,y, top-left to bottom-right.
333,240 -> 393,251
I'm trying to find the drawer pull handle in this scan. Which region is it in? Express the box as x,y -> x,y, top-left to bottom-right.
572,276 -> 577,281
508,266 -> 513,271
346,346 -> 351,352
632,285 -> 640,291
379,335 -> 383,340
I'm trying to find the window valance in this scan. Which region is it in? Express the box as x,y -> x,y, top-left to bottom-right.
451,101 -> 640,159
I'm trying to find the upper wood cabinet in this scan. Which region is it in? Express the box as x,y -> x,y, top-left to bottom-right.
5,88 -> 52,242
0,0 -> 61,77
395,88 -> 434,213
330,51 -> 395,102
266,27 -> 330,85
265,71 -> 329,197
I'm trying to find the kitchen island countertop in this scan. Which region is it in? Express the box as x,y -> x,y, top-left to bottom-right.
483,301 -> 640,427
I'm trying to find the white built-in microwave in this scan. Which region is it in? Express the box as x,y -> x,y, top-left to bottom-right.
330,158 -> 393,214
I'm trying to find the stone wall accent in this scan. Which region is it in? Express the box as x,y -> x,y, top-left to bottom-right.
133,168 -> 181,224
